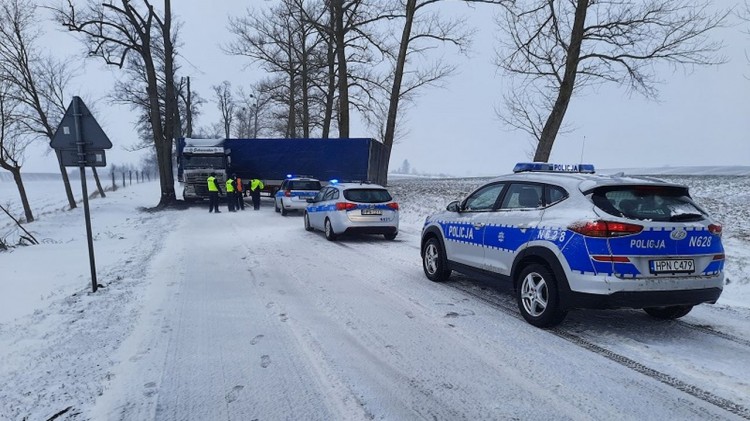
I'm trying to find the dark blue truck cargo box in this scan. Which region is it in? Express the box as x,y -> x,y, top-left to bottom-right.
225,138 -> 384,183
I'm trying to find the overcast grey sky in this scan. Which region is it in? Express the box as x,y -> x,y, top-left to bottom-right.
21,0 -> 750,176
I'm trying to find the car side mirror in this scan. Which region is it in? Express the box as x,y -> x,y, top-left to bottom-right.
446,200 -> 461,212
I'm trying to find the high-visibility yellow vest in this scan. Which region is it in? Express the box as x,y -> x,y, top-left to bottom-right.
226,179 -> 235,193
251,179 -> 264,191
207,176 -> 219,192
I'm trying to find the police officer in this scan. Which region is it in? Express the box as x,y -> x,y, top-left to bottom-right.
234,174 -> 245,210
206,172 -> 222,213
250,178 -> 264,210
225,176 -> 237,212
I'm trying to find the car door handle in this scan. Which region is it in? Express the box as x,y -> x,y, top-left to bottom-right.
473,223 -> 485,229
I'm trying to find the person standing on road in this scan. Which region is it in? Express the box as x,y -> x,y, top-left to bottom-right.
250,178 -> 264,210
207,173 -> 222,213
235,174 -> 245,210
225,176 -> 237,212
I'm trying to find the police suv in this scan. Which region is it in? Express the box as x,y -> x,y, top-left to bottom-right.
420,163 -> 724,327
274,176 -> 322,216
304,181 -> 399,241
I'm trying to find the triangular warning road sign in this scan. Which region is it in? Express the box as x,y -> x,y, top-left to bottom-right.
50,96 -> 112,150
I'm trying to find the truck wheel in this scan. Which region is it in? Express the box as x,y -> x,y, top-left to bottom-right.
422,237 -> 450,282
644,305 -> 693,319
516,264 -> 567,328
324,218 -> 337,241
304,212 -> 313,231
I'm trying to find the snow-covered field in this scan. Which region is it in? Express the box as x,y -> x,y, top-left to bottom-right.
1,173 -> 749,420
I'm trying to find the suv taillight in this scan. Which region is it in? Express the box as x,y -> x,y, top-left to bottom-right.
284,190 -> 291,197
335,202 -> 358,211
386,202 -> 399,211
569,220 -> 643,237
708,224 -> 722,237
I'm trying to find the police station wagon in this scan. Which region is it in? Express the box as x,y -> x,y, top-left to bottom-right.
274,176 -> 322,216
420,163 -> 724,327
304,181 -> 399,241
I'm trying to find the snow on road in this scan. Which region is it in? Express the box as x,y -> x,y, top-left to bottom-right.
1,177 -> 750,420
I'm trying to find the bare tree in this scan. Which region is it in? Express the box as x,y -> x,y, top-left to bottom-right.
226,1 -> 321,138
178,76 -> 204,138
212,81 -> 234,138
0,0 -> 78,209
323,0 -> 397,138
376,0 -> 473,185
740,1 -> 750,72
0,80 -> 34,222
229,1 -> 394,139
233,86 -> 262,138
56,0 -> 181,208
484,0 -> 728,161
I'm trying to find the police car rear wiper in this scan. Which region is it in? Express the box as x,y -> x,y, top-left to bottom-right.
670,213 -> 704,222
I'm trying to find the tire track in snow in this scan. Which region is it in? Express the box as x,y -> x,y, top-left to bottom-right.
256,229 -> 639,420
675,320 -> 750,348
446,281 -> 750,420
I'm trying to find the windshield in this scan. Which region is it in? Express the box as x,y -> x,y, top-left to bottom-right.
344,188 -> 392,203
590,185 -> 707,222
183,156 -> 225,169
288,180 -> 321,190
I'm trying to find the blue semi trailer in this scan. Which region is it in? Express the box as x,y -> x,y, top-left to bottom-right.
177,137 -> 385,201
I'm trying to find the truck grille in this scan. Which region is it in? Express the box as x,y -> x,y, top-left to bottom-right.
185,172 -> 223,196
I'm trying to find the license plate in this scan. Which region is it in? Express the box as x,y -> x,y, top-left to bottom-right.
649,259 -> 695,274
361,208 -> 382,215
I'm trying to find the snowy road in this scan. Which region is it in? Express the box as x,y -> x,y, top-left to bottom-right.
2,178 -> 750,420
90,199 -> 750,420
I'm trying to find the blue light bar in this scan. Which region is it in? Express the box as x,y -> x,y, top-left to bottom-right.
513,162 -> 595,174
286,174 -> 293,178
329,179 -> 339,184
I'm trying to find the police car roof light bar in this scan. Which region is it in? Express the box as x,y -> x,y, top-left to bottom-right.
513,162 -> 595,174
330,179 -> 372,185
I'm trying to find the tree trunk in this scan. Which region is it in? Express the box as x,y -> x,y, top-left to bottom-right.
301,27 -> 310,138
9,166 -> 34,223
186,76 -> 193,138
380,0 -> 417,187
287,37 -> 297,138
534,0 -> 588,162
333,0 -> 349,138
54,149 -> 77,209
322,22 -> 336,139
91,166 -> 105,197
156,0 -> 177,207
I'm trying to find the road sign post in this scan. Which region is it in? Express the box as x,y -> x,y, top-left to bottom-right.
50,96 -> 113,293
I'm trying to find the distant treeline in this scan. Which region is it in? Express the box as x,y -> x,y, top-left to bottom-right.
0,172 -> 128,183
0,173 -> 62,183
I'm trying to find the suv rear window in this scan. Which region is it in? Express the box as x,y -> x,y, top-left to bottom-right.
590,185 -> 707,222
344,188 -> 392,203
288,180 -> 321,190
